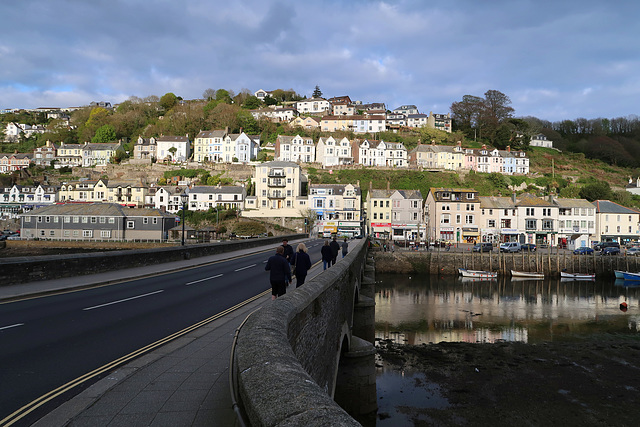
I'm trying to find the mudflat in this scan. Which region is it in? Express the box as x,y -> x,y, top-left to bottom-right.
376,335 -> 640,426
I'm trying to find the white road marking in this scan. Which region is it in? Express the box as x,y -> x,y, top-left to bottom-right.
83,290 -> 164,311
0,323 -> 24,331
186,274 -> 223,285
235,264 -> 257,272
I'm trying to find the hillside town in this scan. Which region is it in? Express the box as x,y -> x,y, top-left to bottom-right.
1,93 -> 638,249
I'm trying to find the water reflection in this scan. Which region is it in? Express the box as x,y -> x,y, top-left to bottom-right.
375,274 -> 640,345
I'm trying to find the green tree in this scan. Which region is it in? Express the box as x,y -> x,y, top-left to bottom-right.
312,85 -> 323,98
579,181 -> 612,202
242,95 -> 262,109
159,92 -> 178,110
92,124 -> 117,143
215,89 -> 233,104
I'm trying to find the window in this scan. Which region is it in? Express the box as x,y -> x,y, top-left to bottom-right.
617,226 -> 621,233
488,219 -> 496,227
526,219 -> 536,230
143,218 -> 149,224
91,217 -> 97,223
40,230 -> 45,236
82,216 -> 88,223
100,217 -> 105,223
50,230 -> 55,236
73,216 -> 79,223
465,215 -> 474,224
108,218 -> 115,224
441,214 -> 450,224
153,218 -> 158,225
101,230 -> 111,238
542,220 -> 553,230
53,216 -> 59,223
456,214 -> 461,224
127,221 -> 135,229
63,230 -> 70,237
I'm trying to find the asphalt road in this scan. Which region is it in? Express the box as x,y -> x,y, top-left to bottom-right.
0,238 -> 326,425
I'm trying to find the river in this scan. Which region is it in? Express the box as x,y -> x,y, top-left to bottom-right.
374,273 -> 640,425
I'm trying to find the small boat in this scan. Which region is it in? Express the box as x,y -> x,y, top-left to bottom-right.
622,272 -> 640,281
459,276 -> 496,283
458,268 -> 498,278
560,271 -> 595,279
511,270 -> 544,279
614,270 -> 626,279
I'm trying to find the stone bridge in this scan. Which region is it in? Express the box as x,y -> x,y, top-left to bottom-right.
232,238 -> 377,426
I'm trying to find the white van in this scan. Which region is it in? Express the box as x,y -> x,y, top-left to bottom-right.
499,242 -> 521,253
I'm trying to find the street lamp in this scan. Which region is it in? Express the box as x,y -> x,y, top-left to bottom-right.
181,191 -> 189,246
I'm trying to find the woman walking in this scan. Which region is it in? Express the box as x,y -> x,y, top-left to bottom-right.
292,243 -> 312,287
321,240 -> 333,270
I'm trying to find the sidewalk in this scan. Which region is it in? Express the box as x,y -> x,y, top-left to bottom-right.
2,239 -> 314,427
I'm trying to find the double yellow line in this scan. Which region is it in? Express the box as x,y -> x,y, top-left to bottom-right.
0,290 -> 270,427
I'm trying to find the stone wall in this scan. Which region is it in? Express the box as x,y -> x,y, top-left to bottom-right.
233,239 -> 373,426
373,249 -> 632,277
1,234 -> 306,286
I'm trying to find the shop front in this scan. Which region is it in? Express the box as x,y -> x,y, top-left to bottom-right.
462,227 -> 480,244
439,226 -> 454,243
338,221 -> 361,237
500,228 -> 519,243
391,223 -> 421,242
371,222 -> 391,240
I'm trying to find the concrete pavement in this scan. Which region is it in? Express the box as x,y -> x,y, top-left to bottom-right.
1,239 -> 318,427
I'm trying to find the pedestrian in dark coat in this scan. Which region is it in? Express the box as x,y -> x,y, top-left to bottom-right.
321,240 -> 333,270
281,238 -> 294,264
292,243 -> 312,288
341,238 -> 349,258
265,246 -> 292,300
330,237 -> 340,266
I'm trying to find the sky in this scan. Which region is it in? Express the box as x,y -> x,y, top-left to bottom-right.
1,0 -> 639,122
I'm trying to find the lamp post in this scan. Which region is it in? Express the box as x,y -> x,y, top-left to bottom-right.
181,192 -> 189,246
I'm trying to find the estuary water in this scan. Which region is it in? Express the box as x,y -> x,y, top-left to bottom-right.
374,273 -> 640,426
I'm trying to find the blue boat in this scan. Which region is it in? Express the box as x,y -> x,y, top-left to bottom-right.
622,272 -> 640,281
615,270 -> 625,279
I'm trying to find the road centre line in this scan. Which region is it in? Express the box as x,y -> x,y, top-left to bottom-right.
235,264 -> 257,272
82,290 -> 164,311
186,274 -> 223,285
0,323 -> 24,331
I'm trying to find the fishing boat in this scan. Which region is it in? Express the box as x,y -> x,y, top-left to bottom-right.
622,271 -> 640,281
614,270 -> 626,279
459,276 -> 497,283
560,271 -> 595,279
458,268 -> 498,278
511,270 -> 544,279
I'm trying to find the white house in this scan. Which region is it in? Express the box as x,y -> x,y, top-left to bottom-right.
156,135 -> 191,162
530,133 -> 553,148
275,135 -> 315,163
316,136 -> 352,167
295,98 -> 331,115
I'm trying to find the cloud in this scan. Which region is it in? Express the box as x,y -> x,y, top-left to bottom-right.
0,0 -> 639,122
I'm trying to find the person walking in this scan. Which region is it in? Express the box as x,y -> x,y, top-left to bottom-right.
292,243 -> 312,288
330,236 -> 340,266
341,238 -> 349,258
265,245 -> 292,300
321,240 -> 333,270
281,238 -> 294,265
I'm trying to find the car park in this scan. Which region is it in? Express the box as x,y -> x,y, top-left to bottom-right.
499,242 -> 521,253
601,246 -> 621,256
472,242 -> 493,252
573,246 -> 594,255
521,243 -> 537,252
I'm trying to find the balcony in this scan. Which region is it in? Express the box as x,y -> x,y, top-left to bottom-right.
268,179 -> 286,187
267,191 -> 286,199
268,169 -> 286,178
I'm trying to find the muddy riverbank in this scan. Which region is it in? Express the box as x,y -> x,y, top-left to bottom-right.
376,335 -> 640,426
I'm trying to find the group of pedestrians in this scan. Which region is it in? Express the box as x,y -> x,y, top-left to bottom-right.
265,236 -> 349,300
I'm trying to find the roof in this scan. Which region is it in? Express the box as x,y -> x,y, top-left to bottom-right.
309,183 -> 362,195
515,193 -> 555,207
156,136 -> 190,142
195,130 -> 227,139
593,200 -> 640,214
478,196 -> 516,209
189,185 -> 244,194
553,198 -> 595,209
23,202 -> 174,218
260,161 -> 300,168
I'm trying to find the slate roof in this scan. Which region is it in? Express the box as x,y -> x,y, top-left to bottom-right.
593,200 -> 640,214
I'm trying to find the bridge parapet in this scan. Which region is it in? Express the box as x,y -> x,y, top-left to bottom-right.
233,238 -> 375,426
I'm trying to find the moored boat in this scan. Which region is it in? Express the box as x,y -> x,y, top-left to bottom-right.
458,268 -> 498,278
614,270 -> 626,279
511,270 -> 544,279
622,271 -> 640,281
560,271 -> 596,279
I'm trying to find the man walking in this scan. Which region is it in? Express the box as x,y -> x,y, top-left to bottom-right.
265,246 -> 292,300
341,238 -> 349,258
330,236 -> 340,266
281,238 -> 294,265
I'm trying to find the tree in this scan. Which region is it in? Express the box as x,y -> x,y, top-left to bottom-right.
579,181 -> 612,202
202,88 -> 216,101
450,95 -> 484,138
168,146 -> 177,161
242,95 -> 262,110
92,124 -> 116,143
159,92 -> 178,110
312,85 -> 323,98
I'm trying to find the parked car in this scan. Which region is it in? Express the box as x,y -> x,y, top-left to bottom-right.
627,247 -> 640,256
521,243 -> 537,252
594,241 -> 620,251
499,242 -> 521,253
573,246 -> 594,255
472,242 -> 493,252
0,234 -> 7,241
601,246 -> 621,256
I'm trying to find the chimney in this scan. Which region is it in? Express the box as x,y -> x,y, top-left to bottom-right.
512,192 -> 516,203
457,140 -> 461,147
482,144 -> 487,150
386,180 -> 390,192
431,139 -> 436,146
369,181 -> 373,191
507,145 -> 511,152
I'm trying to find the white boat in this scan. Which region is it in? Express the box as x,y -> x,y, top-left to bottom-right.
458,268 -> 498,278
511,270 -> 544,279
560,271 -> 595,279
459,276 -> 496,283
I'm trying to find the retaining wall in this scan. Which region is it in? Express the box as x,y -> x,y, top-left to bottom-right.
234,239 -> 372,426
373,249 -> 632,277
1,234 -> 306,286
